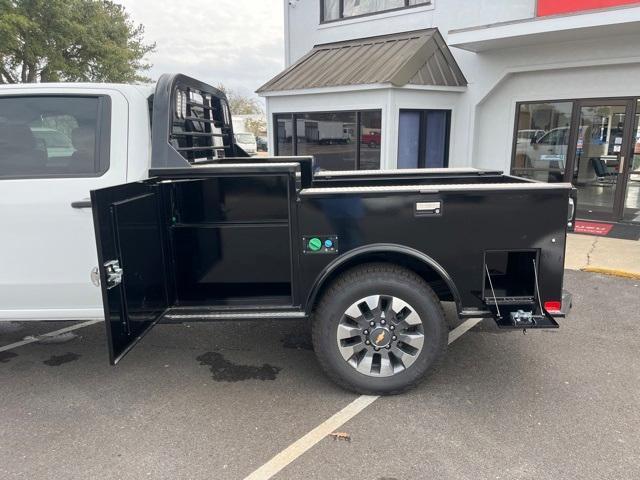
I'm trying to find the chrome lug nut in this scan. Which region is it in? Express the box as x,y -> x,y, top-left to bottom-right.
392,335 -> 397,341
386,345 -> 391,349
363,330 -> 369,335
374,347 -> 380,351
380,319 -> 386,325
365,340 -> 371,345
389,325 -> 395,331
369,321 -> 375,327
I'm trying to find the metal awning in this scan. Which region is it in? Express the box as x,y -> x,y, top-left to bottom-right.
257,28 -> 467,94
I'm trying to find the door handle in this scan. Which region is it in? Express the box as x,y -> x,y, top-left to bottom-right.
71,199 -> 92,209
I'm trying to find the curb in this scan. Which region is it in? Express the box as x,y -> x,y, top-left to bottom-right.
581,266 -> 640,280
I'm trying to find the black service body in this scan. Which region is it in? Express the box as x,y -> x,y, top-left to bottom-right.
91,74 -> 575,365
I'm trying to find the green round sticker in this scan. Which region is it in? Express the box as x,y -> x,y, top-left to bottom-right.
308,237 -> 322,251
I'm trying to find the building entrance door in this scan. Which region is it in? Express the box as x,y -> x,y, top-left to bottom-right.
567,99 -> 637,222
622,101 -> 640,223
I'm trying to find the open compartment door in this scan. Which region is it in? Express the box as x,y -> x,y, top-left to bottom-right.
91,181 -> 169,364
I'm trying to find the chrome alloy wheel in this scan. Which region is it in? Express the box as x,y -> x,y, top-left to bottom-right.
336,295 -> 425,377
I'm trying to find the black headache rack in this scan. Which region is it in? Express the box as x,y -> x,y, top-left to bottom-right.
151,73 -> 249,169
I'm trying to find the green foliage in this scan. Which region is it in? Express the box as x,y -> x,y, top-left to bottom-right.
216,83 -> 264,115
0,0 -> 155,83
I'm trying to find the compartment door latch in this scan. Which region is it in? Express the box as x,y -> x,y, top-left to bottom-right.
415,201 -> 442,216
104,260 -> 123,289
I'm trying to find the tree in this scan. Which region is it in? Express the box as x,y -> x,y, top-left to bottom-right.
216,83 -> 264,115
0,0 -> 155,84
244,117 -> 266,137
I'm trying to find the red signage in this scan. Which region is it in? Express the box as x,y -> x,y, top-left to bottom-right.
538,0 -> 640,16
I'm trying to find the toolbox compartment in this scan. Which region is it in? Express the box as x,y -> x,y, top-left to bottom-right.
483,250 -> 559,329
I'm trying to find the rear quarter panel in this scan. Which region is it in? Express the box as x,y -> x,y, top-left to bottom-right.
297,188 -> 570,311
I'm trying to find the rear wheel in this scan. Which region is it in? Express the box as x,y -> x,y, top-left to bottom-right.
312,263 -> 447,395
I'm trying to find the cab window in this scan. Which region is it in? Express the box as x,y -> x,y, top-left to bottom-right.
0,95 -> 110,179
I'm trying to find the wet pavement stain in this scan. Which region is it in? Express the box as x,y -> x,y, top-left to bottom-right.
37,332 -> 79,344
43,352 -> 81,366
0,351 -> 18,363
281,332 -> 313,351
196,351 -> 281,382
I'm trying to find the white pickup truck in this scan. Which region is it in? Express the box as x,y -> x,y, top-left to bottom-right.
0,74 -> 239,321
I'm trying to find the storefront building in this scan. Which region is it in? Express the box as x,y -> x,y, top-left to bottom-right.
259,0 -> 640,224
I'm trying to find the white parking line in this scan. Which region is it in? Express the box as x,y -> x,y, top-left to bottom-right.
0,319 -> 102,353
447,317 -> 484,344
243,395 -> 379,480
243,317 -> 484,480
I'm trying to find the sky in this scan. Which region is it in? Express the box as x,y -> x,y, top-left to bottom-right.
116,0 -> 285,101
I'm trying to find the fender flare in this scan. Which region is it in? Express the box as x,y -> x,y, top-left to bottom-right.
304,243 -> 462,314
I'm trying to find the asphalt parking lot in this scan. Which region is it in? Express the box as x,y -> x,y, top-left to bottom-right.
1,270 -> 639,480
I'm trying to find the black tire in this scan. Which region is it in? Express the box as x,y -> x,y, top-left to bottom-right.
312,263 -> 448,395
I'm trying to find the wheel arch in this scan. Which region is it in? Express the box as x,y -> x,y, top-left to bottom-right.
305,244 -> 462,315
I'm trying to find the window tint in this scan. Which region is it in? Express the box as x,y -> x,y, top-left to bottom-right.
0,96 -> 109,179
397,109 -> 451,169
512,102 -> 572,182
398,111 -> 421,169
424,110 -> 449,168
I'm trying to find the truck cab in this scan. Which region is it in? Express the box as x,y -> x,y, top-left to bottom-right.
0,82 -> 156,321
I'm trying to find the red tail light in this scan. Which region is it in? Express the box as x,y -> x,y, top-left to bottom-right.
544,301 -> 562,312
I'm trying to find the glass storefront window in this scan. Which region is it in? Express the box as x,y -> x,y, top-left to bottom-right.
512,102 -> 573,182
624,100 -> 640,222
360,111 -> 382,170
274,111 -> 381,171
296,112 -> 357,171
274,114 -> 293,157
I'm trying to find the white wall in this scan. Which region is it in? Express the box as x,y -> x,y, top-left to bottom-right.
285,0 -> 535,65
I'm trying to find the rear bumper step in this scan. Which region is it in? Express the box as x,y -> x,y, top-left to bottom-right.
484,290 -> 572,329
